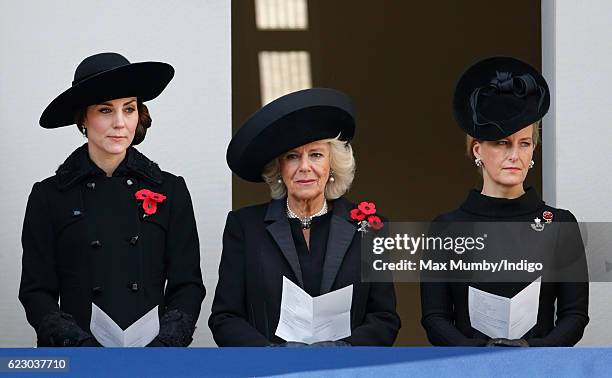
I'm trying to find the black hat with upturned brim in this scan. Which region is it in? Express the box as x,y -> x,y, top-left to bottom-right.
40,52 -> 174,128
227,88 -> 355,182
453,56 -> 550,140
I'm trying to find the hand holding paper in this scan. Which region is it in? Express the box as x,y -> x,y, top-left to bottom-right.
275,277 -> 352,344
468,277 -> 541,339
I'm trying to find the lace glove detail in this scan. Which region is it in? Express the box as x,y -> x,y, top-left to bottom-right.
485,338 -> 529,347
157,309 -> 196,347
36,311 -> 95,347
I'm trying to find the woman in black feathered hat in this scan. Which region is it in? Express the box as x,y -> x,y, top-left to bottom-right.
19,52 -> 205,347
209,88 -> 400,346
420,57 -> 589,347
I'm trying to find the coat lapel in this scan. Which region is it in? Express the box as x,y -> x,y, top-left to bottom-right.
265,199 -> 304,287
320,198 -> 356,294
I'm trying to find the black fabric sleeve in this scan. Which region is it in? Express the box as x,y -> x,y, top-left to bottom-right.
343,281 -> 401,346
420,281 -> 487,346
159,177 -> 206,346
344,217 -> 400,346
420,216 -> 487,346
19,182 -> 95,347
527,210 -> 589,347
208,211 -> 271,346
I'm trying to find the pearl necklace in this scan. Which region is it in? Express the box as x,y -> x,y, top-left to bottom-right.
286,198 -> 328,229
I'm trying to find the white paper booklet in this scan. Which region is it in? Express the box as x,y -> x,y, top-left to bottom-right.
468,277 -> 541,339
90,303 -> 159,347
275,276 -> 353,344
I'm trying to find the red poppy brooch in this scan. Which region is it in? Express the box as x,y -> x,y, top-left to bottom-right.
135,189 -> 167,216
350,201 -> 384,233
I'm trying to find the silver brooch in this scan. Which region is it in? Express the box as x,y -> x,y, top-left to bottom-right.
531,217 -> 545,232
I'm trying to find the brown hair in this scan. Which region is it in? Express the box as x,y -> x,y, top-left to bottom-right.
74,100 -> 152,146
465,121 -> 541,160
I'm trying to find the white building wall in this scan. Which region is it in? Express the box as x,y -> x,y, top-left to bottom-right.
542,0 -> 612,345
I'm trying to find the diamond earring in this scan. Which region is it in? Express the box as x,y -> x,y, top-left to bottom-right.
529,160 -> 535,169
474,158 -> 482,167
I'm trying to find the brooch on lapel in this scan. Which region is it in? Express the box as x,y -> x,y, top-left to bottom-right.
135,189 -> 167,216
350,201 -> 383,234
531,211 -> 554,232
531,217 -> 545,232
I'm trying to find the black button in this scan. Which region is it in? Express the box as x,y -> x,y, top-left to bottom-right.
90,240 -> 102,248
86,182 -> 96,190
72,210 -> 82,217
92,286 -> 102,294
129,236 -> 139,246
128,282 -> 139,292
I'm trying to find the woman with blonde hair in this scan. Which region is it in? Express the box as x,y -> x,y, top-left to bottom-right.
210,88 -> 400,346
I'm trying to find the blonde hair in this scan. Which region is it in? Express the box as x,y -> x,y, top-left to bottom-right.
261,135 -> 356,200
466,120 -> 541,160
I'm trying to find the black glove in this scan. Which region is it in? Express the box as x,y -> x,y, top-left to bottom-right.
485,338 -> 529,347
36,311 -> 95,347
308,340 -> 351,347
270,341 -> 309,347
79,337 -> 102,347
146,337 -> 168,347
157,310 -> 196,347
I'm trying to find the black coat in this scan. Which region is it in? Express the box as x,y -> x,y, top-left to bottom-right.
19,144 -> 205,347
420,188 -> 589,346
209,196 -> 400,346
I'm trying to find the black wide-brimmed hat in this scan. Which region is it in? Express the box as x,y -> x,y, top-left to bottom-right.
453,56 -> 550,140
40,52 -> 174,128
227,88 -> 355,182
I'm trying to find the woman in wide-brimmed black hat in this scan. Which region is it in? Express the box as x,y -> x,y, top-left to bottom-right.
420,57 -> 589,347
209,88 -> 400,346
19,52 -> 205,347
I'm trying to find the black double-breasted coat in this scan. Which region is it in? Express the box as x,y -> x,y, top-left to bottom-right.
209,196 -> 400,346
420,188 -> 589,346
19,144 -> 205,346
